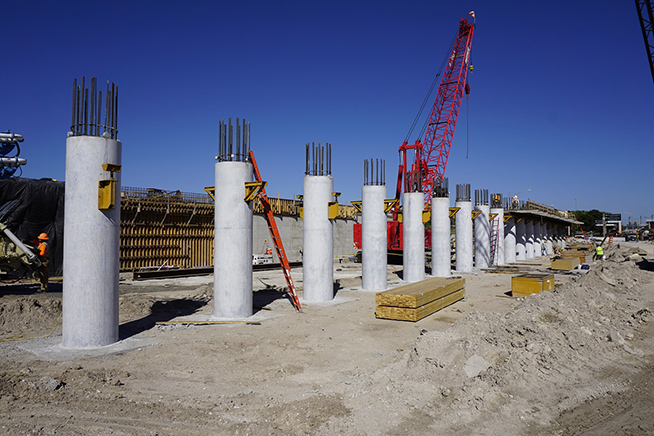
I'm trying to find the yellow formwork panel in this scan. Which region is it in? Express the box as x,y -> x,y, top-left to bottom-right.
551,257 -> 580,271
512,273 -> 555,297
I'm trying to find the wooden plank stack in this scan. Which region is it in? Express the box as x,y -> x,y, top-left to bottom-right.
375,277 -> 465,322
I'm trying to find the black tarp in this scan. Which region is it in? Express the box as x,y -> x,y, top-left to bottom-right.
0,177 -> 65,276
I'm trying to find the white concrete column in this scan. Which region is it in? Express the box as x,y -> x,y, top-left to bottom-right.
545,223 -> 554,254
431,196 -> 450,277
362,185 -> 387,291
504,216 -> 516,264
62,136 -> 121,348
559,225 -> 567,249
455,200 -> 473,272
490,207 -> 505,266
516,218 -> 526,260
534,221 -> 542,256
403,192 -> 424,282
303,175 -> 334,301
474,204 -> 490,269
214,162 -> 254,319
526,220 -> 534,259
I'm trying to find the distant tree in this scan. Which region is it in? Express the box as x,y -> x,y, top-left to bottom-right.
572,209 -> 604,233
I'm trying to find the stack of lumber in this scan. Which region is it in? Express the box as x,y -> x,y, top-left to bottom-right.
511,273 -> 554,297
375,277 -> 465,322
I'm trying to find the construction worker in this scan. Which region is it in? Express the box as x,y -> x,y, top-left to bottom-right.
36,233 -> 49,292
594,243 -> 604,261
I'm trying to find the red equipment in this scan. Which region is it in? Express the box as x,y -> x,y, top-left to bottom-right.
354,14 -> 475,252
249,150 -> 302,311
396,16 -> 475,206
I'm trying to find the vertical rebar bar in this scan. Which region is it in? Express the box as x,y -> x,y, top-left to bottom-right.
71,79 -> 76,132
236,118 -> 241,159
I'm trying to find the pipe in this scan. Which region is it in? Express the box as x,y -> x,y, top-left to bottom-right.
0,223 -> 41,267
0,157 -> 27,167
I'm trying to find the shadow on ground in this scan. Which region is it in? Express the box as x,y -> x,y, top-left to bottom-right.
637,259 -> 654,272
119,298 -> 207,340
253,287 -> 296,311
0,281 -> 62,296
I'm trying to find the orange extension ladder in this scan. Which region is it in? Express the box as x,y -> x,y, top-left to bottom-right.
249,150 -> 302,311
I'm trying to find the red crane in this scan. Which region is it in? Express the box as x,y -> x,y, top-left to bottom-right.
396,14 -> 475,207
354,13 -> 475,252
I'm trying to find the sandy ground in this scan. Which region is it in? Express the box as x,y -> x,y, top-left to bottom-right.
0,239 -> 653,435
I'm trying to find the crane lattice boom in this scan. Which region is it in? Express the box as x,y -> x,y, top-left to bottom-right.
397,17 -> 474,207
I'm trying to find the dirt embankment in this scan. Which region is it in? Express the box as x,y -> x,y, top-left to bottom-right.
0,245 -> 652,435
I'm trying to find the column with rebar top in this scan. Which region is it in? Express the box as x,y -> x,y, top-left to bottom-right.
214,118 -> 253,318
303,142 -> 334,301
474,189 -> 490,269
431,178 -> 450,277
455,184 -> 473,272
402,169 -> 424,283
490,193 -> 505,266
63,77 -> 121,348
361,158 -> 387,291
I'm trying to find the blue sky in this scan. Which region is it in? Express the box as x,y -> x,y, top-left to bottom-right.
3,1 -> 653,224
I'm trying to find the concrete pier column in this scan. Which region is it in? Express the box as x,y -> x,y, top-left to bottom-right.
63,78 -> 121,349
403,192 -> 425,282
534,221 -> 542,256
526,220 -> 534,259
63,135 -> 121,348
213,161 -> 254,318
455,184 -> 472,272
431,195 -> 451,277
560,225 -> 567,249
303,175 -> 334,301
504,216 -> 516,264
516,218 -> 526,260
545,223 -> 554,254
474,189 -> 490,269
490,205 -> 504,266
361,183 -> 387,291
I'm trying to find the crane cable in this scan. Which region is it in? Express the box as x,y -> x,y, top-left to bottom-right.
466,78 -> 471,159
404,32 -> 458,144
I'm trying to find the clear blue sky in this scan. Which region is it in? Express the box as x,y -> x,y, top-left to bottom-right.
3,1 -> 653,225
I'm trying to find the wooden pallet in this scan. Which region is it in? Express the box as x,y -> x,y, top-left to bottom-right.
375,277 -> 465,322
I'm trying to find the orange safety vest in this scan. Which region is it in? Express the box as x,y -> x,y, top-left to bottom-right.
38,241 -> 49,258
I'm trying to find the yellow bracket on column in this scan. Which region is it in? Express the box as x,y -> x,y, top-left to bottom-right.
449,207 -> 460,219
422,210 -> 431,223
489,213 -> 498,222
244,181 -> 267,202
504,213 -> 512,222
328,192 -> 341,219
384,198 -> 399,213
204,186 -> 215,201
471,210 -> 482,220
350,201 -> 362,213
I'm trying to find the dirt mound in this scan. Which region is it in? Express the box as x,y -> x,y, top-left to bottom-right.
399,256 -> 651,433
320,253 -> 653,435
0,297 -> 61,338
